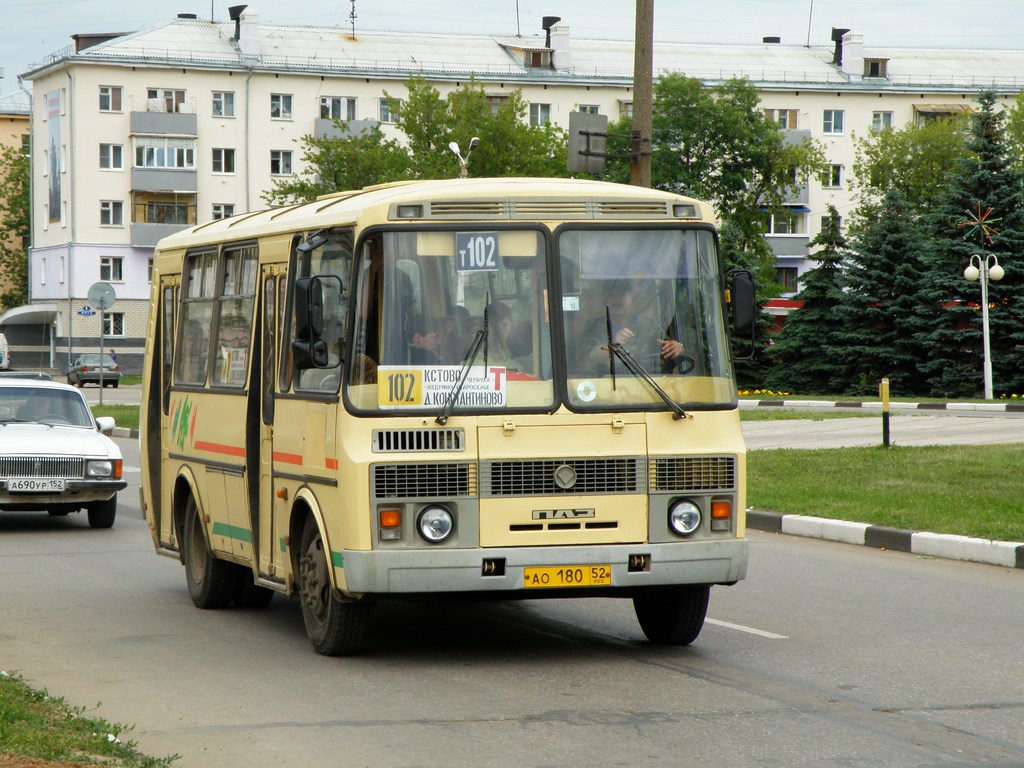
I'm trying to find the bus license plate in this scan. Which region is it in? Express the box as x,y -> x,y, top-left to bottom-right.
8,478 -> 65,492
523,565 -> 612,589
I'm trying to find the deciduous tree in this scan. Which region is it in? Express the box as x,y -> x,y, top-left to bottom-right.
0,143 -> 30,309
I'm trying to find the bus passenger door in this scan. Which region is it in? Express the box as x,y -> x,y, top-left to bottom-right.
256,266 -> 285,582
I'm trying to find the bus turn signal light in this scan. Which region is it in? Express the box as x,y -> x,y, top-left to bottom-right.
379,508 -> 402,541
711,500 -> 732,532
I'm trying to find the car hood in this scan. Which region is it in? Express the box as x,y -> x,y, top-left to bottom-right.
0,425 -> 122,458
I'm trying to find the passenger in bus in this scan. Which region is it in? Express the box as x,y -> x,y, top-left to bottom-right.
216,313 -> 251,384
577,281 -> 684,374
439,306 -> 475,363
484,302 -> 525,372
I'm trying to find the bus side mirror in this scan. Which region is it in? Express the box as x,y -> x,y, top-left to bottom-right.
294,277 -> 328,369
729,270 -> 757,358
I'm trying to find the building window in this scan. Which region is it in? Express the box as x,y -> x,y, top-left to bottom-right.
270,93 -> 293,119
619,101 -> 633,118
872,111 -> 894,132
485,95 -> 509,115
147,88 -> 187,113
762,208 -> 807,235
212,203 -> 235,220
822,212 -> 843,231
133,137 -> 196,169
765,108 -> 799,129
132,192 -> 196,225
100,256 -> 124,282
102,312 -> 126,338
824,164 -> 843,189
777,267 -> 799,294
20,134 -> 30,155
212,148 -> 236,174
320,96 -> 356,121
99,86 -> 122,112
864,58 -> 889,78
823,109 -> 845,134
270,150 -> 293,176
100,201 -> 124,227
578,104 -> 600,114
378,97 -> 401,123
212,91 -> 235,117
99,143 -> 123,170
148,258 -> 154,282
529,103 -> 551,126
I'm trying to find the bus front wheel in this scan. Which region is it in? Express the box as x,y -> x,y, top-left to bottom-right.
182,497 -> 236,609
297,515 -> 369,656
633,584 -> 710,645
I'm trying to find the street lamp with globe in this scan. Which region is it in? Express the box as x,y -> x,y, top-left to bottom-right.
963,253 -> 1004,400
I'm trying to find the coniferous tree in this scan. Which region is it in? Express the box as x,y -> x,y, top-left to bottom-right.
839,190 -> 939,396
922,91 -> 1024,397
763,206 -> 848,394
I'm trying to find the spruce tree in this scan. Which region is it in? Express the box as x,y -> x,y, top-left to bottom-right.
839,190 -> 939,396
764,206 -> 848,394
923,91 -> 1024,397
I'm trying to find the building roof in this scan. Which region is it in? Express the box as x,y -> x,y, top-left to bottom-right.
0,90 -> 30,115
21,13 -> 1024,92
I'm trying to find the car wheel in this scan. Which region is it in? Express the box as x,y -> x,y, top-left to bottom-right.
87,496 -> 117,529
633,584 -> 710,645
66,376 -> 74,385
297,514 -> 370,655
182,495 -> 235,609
112,381 -> 119,388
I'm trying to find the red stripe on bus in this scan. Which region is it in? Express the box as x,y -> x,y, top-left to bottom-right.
325,458 -> 339,470
273,451 -> 304,465
194,440 -> 246,457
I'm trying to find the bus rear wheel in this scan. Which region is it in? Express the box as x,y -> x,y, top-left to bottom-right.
633,584 -> 710,645
297,515 -> 369,656
182,496 -> 236,609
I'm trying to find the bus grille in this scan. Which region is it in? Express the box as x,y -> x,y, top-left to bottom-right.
371,428 -> 465,453
372,462 -> 477,499
597,201 -> 672,217
650,456 -> 736,492
0,456 -> 84,478
481,458 -> 645,497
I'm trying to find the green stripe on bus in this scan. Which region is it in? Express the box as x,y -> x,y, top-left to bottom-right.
212,522 -> 252,543
331,551 -> 344,568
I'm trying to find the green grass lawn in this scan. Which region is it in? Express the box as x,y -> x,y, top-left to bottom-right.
92,404 -> 139,432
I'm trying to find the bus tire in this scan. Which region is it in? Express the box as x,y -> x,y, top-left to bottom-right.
298,515 -> 369,656
633,584 -> 710,645
182,496 -> 235,609
87,497 -> 117,529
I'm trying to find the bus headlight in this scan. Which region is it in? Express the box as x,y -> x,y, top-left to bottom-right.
668,499 -> 702,536
417,505 -> 454,543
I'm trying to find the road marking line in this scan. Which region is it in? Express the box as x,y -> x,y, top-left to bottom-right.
707,618 -> 787,639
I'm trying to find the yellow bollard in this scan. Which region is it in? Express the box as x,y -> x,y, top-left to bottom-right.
880,377 -> 890,448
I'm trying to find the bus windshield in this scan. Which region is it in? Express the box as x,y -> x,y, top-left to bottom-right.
559,227 -> 736,409
346,228 -> 555,413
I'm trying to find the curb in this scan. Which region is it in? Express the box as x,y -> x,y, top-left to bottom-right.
747,509 -> 1024,569
111,427 -> 139,439
739,399 -> 1024,413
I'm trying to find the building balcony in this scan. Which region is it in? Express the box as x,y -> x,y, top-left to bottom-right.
130,222 -> 190,247
130,110 -> 197,136
131,167 -> 197,192
766,234 -> 810,257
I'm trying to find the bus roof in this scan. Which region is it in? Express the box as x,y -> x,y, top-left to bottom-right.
156,177 -> 717,253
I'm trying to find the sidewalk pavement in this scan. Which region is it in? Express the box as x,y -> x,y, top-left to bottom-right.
742,405 -> 1024,570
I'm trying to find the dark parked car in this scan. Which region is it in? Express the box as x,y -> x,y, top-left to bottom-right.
67,353 -> 122,388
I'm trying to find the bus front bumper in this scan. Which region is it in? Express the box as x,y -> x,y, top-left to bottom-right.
338,539 -> 747,595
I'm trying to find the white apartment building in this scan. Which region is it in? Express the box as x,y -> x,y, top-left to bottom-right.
17,8 -> 1024,373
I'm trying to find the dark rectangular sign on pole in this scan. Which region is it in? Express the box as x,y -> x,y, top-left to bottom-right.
567,111 -> 608,174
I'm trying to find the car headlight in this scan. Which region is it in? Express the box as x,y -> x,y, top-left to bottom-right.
417,505 -> 454,543
86,459 -> 121,479
668,499 -> 702,536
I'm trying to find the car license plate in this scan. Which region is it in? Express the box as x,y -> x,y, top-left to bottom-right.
523,564 -> 612,589
7,478 -> 65,492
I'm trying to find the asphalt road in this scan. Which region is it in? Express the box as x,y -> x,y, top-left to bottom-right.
2,436 -> 1023,767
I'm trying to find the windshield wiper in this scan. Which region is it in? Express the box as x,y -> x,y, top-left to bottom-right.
435,327 -> 488,426
606,342 -> 689,420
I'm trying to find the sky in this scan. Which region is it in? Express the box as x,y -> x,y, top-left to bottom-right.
2,0 -> 1024,97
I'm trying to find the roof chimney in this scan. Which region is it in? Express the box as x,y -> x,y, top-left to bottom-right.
839,30 -> 864,79
549,21 -> 571,73
831,27 -> 850,65
542,16 -> 561,49
228,5 -> 247,40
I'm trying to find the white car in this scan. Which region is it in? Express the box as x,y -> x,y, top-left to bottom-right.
0,379 -> 126,528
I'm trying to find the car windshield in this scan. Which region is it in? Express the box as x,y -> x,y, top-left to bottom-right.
558,227 -> 736,409
345,229 -> 554,414
0,387 -> 94,427
79,355 -> 116,366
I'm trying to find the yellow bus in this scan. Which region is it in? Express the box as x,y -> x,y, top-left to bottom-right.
139,177 -> 756,655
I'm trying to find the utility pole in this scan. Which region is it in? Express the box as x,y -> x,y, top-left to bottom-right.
629,0 -> 654,188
